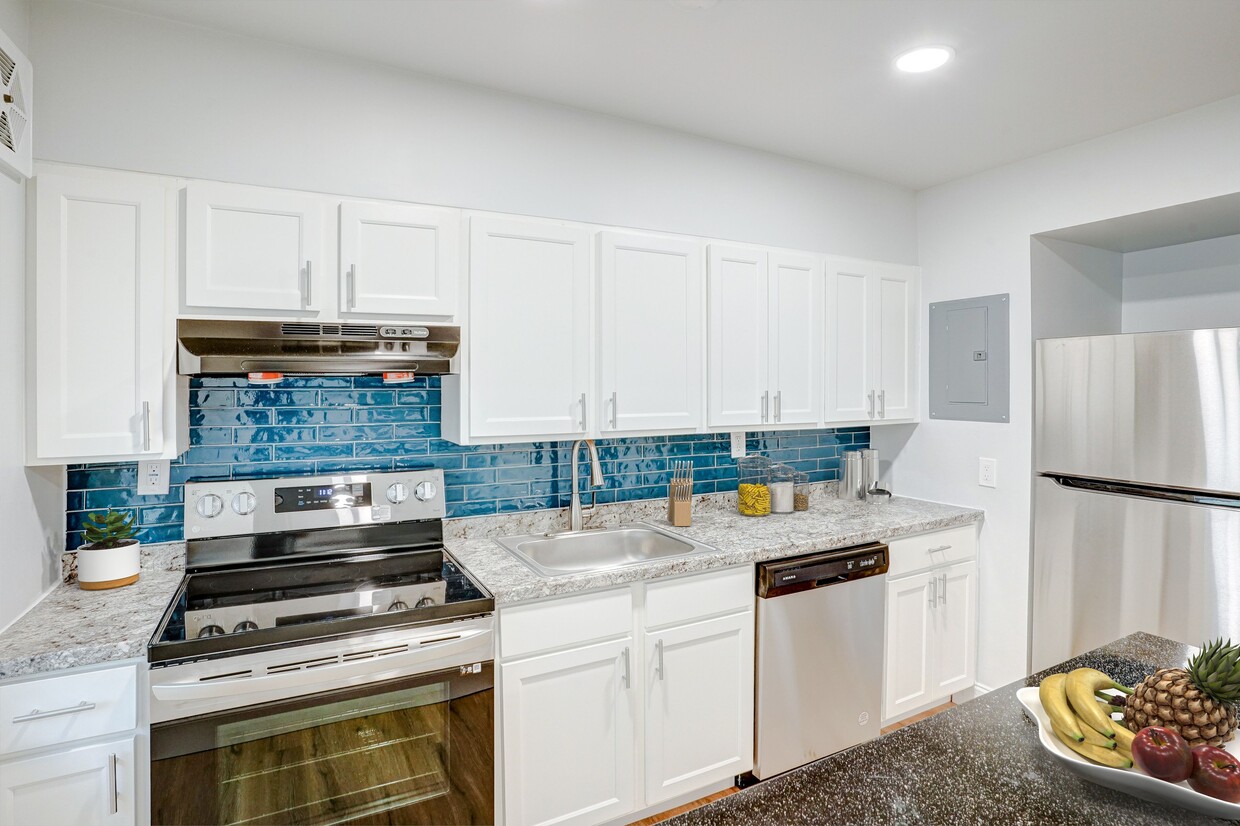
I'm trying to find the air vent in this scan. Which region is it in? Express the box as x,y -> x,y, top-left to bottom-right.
198,669 -> 253,682
0,29 -> 31,179
341,324 -> 380,338
0,112 -> 9,152
0,46 -> 12,86
320,324 -> 341,336
281,323 -> 322,336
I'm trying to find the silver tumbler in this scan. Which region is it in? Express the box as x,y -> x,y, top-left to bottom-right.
861,448 -> 880,494
840,450 -> 864,500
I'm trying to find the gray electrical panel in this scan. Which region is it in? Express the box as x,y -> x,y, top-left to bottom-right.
929,293 -> 1010,423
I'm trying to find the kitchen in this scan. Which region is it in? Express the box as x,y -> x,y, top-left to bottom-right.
1,1 -> 1239,824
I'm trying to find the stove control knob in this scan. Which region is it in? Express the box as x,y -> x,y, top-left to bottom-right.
196,494 -> 224,519
233,620 -> 258,633
416,596 -> 436,608
386,483 -> 410,505
232,492 -> 256,516
198,624 -> 226,638
388,599 -> 409,612
414,481 -> 438,502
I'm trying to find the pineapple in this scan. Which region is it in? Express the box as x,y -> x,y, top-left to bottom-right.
1124,638 -> 1240,747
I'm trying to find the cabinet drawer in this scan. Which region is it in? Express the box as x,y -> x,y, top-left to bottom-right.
501,586 -> 632,660
1,665 -> 137,755
887,524 -> 978,578
645,566 -> 753,629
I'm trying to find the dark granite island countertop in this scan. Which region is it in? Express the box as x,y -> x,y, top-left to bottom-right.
671,633 -> 1231,825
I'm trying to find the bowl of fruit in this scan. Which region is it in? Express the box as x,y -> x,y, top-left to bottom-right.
1018,639 -> 1240,820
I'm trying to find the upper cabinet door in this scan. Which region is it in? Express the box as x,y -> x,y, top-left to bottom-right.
184,181 -> 326,314
768,252 -> 822,426
599,231 -> 704,433
467,216 -> 592,439
338,201 -> 460,318
824,258 -> 874,423
31,174 -> 167,460
874,263 -> 919,421
708,245 -> 768,428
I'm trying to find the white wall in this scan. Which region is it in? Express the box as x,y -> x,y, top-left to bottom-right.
874,93 -> 1240,691
28,1 -> 917,263
0,0 -> 64,633
1122,234 -> 1240,333
1031,237 -> 1122,341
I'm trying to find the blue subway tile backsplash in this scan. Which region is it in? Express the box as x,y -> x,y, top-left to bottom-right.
64,377 -> 869,550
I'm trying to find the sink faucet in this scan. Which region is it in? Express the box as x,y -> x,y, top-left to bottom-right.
568,439 -> 605,532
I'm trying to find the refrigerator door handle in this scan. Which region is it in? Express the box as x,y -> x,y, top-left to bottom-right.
1042,473 -> 1240,510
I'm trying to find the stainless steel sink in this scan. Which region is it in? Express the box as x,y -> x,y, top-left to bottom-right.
496,523 -> 715,578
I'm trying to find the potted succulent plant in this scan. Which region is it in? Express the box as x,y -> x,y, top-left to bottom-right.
77,508 -> 140,590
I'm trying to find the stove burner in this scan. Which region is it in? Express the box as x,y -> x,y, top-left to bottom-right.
232,621 -> 258,633
198,624 -> 226,638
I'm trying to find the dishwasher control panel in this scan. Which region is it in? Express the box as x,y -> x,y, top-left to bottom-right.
757,543 -> 889,597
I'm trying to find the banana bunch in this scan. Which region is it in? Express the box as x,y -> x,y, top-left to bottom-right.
1039,668 -> 1136,769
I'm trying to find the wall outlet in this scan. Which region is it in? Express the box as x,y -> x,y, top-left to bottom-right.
978,457 -> 997,488
138,459 -> 170,495
730,432 -> 746,459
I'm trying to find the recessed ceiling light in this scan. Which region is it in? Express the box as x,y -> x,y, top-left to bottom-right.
895,46 -> 954,74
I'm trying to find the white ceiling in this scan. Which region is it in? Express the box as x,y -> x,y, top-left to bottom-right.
84,0 -> 1240,190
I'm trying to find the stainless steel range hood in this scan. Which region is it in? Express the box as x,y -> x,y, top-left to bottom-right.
177,319 -> 460,376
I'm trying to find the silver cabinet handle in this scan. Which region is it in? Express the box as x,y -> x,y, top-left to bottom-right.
621,646 -> 631,689
303,260 -> 313,306
879,389 -> 886,418
655,639 -> 664,681
347,264 -> 357,310
927,577 -> 937,606
108,752 -> 119,815
774,390 -> 782,423
867,390 -> 876,418
579,393 -> 587,431
610,391 -> 618,429
939,573 -> 948,604
12,700 -> 96,724
926,545 -> 952,553
141,401 -> 151,451
761,391 -> 769,422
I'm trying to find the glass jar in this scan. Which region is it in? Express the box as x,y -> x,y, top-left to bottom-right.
737,456 -> 771,517
769,464 -> 796,514
793,472 -> 811,512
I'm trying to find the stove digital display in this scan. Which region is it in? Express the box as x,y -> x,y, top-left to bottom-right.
274,482 -> 372,513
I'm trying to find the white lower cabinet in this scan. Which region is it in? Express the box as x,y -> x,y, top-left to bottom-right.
0,736 -> 135,826
498,567 -> 754,826
882,525 -> 979,724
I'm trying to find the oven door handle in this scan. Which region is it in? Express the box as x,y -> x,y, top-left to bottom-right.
150,627 -> 490,703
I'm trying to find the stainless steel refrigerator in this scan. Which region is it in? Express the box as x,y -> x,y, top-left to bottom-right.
1032,328 -> 1240,672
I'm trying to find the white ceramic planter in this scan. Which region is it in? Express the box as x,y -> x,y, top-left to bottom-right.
76,540 -> 141,590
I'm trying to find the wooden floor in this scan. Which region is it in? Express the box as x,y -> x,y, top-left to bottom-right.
635,702 -> 956,825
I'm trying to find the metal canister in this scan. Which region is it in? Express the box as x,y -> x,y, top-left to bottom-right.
840,450 -> 864,500
861,448 -> 880,494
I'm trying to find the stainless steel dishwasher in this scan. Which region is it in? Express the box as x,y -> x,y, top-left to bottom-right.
748,542 -> 889,782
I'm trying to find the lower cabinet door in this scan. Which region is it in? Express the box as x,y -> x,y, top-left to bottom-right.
644,612 -> 754,805
0,736 -> 135,826
883,571 -> 936,722
932,560 -> 979,698
501,638 -> 637,826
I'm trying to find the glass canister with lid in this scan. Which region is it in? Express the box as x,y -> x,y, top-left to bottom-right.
737,456 -> 771,517
793,471 -> 812,511
769,463 -> 797,514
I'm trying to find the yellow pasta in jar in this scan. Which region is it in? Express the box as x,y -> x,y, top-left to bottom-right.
738,483 -> 771,516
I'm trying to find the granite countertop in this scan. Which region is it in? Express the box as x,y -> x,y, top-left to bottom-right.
671,632 -> 1227,826
446,491 -> 981,604
0,544 -> 186,680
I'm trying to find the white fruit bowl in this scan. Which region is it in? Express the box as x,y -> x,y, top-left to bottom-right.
1018,686 -> 1240,821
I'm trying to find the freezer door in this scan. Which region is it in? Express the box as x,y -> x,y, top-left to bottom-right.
1036,328 -> 1240,492
1032,475 -> 1240,672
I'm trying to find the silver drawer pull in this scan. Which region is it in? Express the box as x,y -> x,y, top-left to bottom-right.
621,646 -> 631,689
12,700 -> 97,723
108,752 -> 119,815
655,639 -> 665,681
926,544 -> 952,553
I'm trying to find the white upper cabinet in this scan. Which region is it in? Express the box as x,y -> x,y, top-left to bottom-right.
184,181 -> 327,315
825,257 -> 919,424
768,252 -> 822,426
338,200 -> 459,317
599,231 -> 704,434
462,216 -> 592,440
707,245 -> 769,428
29,173 -> 182,463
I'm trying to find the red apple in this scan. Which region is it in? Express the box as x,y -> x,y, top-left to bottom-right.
1131,726 -> 1194,783
1188,745 -> 1240,803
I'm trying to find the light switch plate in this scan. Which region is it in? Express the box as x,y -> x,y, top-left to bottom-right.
138,459 -> 170,495
730,432 -> 746,459
979,457 -> 997,488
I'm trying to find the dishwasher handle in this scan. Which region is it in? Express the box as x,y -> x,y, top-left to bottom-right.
757,543 -> 888,598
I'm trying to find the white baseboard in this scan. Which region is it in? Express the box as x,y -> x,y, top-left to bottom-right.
952,682 -> 996,703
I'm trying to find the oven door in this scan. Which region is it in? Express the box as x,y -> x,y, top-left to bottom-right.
150,662 -> 493,826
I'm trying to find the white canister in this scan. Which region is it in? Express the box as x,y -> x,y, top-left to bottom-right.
76,541 -> 141,590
